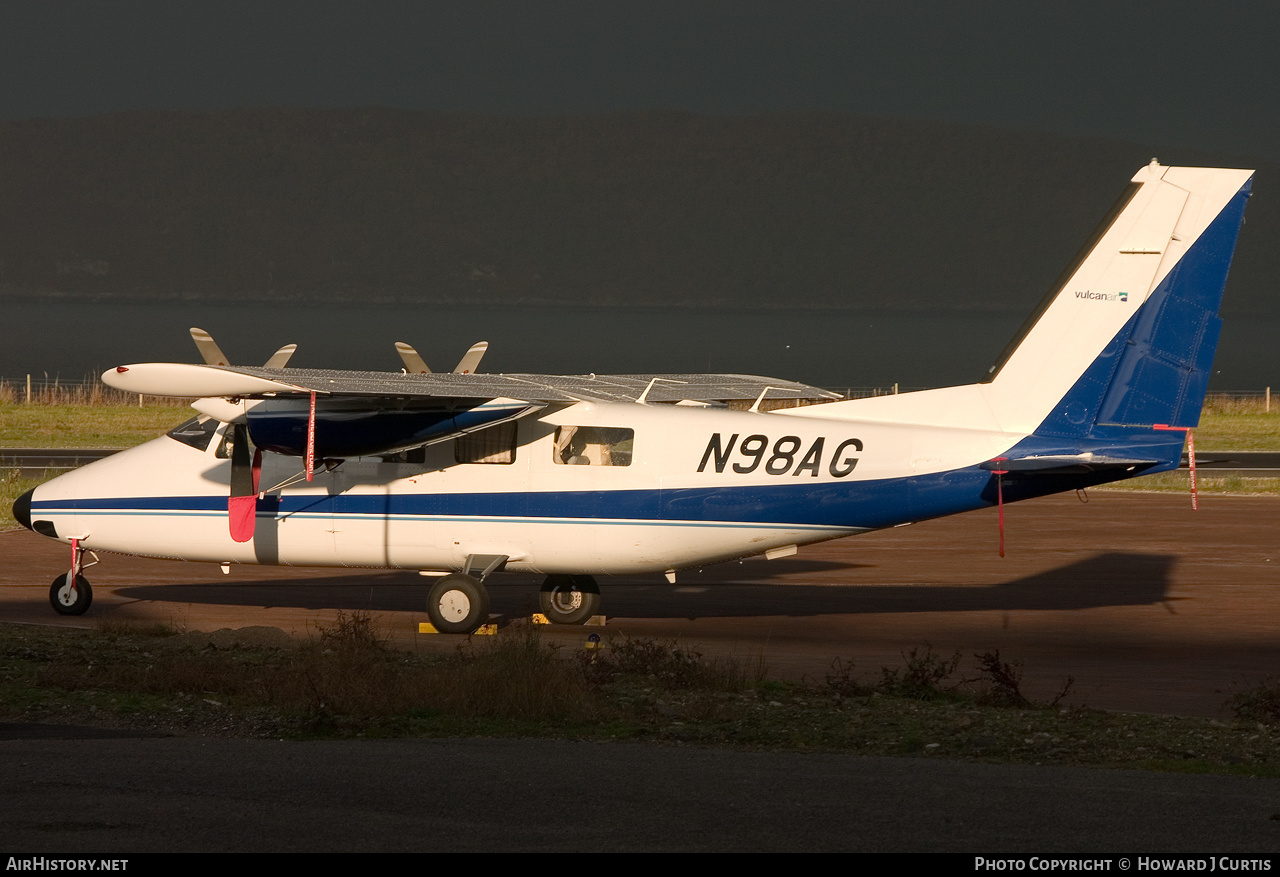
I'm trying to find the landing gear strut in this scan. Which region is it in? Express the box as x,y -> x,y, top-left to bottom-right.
50,538 -> 95,616
539,574 -> 600,625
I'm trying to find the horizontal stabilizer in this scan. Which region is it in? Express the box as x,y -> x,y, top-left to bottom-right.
980,454 -> 1161,474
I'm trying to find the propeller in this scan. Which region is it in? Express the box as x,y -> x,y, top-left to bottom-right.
190,328 -> 230,366
263,344 -> 297,368
452,341 -> 488,374
394,340 -> 489,374
227,423 -> 262,543
394,341 -> 432,374
190,328 -> 297,368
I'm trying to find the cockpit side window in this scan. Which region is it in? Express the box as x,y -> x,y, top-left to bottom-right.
166,416 -> 219,452
553,426 -> 634,466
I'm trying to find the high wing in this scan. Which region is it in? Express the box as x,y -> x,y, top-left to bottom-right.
104,362 -> 841,405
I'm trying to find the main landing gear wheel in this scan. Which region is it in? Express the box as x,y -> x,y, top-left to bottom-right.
539,574 -> 600,625
50,573 -> 92,616
426,574 -> 491,634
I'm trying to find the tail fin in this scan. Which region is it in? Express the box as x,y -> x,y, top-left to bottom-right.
988,161 -> 1253,438
793,162 -> 1254,441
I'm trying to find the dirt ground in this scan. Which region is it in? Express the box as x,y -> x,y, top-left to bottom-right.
3,490 -> 1278,717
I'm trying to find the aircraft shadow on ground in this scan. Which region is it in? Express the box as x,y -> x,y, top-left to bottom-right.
112,551 -> 1174,620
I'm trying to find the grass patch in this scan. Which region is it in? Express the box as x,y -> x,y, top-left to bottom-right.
1,619 -> 1277,774
0,402 -> 187,449
1189,414 -> 1280,452
0,468 -> 44,529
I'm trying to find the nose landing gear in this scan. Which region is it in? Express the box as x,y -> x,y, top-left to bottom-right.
50,538 -> 96,616
50,573 -> 92,616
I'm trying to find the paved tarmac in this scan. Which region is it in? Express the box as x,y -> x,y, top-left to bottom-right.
2,733 -> 1279,853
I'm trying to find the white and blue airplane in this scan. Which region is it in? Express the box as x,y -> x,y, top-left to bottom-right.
13,161 -> 1255,633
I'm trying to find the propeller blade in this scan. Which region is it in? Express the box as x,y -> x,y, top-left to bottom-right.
228,424 -> 261,543
190,328 -> 230,366
452,341 -> 489,375
395,342 -> 432,374
263,343 -> 297,368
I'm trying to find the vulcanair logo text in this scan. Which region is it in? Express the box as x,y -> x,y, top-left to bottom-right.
1074,290 -> 1129,302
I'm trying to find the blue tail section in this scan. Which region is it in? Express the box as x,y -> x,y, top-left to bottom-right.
1034,176 -> 1252,441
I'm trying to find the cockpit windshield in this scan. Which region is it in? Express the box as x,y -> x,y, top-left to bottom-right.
165,416 -> 219,452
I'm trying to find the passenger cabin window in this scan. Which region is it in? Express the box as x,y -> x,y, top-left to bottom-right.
553,426 -> 633,466
166,416 -> 219,452
455,421 -> 517,464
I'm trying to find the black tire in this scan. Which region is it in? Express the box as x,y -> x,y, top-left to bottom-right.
426,574 -> 490,634
538,574 -> 601,625
50,573 -> 92,616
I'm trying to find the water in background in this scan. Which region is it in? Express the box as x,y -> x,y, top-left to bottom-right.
0,300 -> 1273,392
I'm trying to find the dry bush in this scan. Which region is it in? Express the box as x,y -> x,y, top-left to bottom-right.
824,656 -> 872,699
1230,677 -> 1280,725
579,635 -> 765,692
877,644 -> 963,700
263,621 -> 600,722
316,609 -> 387,653
970,650 -> 1030,707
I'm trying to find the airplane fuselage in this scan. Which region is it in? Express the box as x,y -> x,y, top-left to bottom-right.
26,399 -> 1112,576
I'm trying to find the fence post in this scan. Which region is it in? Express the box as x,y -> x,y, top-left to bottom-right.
25,374 -> 30,404
1267,386 -> 1271,413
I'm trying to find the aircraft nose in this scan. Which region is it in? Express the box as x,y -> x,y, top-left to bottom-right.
12,488 -> 33,531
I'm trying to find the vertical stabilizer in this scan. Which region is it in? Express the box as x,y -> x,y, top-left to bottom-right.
987,162 -> 1253,437
779,164 -> 1254,445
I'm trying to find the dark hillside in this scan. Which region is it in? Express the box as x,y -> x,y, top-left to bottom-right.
0,109 -> 1272,315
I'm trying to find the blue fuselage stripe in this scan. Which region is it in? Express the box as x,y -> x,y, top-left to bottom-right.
31,461 -> 1127,531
